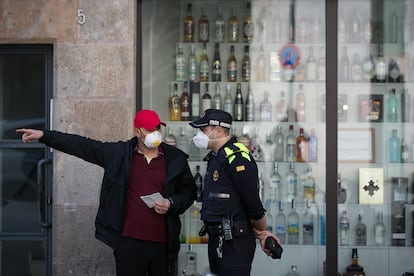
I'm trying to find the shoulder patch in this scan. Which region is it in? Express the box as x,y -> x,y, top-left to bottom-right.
236,165 -> 246,172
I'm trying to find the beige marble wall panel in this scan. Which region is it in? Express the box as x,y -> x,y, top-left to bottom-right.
0,0 -> 78,42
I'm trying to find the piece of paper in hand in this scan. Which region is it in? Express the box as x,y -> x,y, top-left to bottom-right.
140,192 -> 166,208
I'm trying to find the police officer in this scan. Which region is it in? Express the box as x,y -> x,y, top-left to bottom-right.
190,109 -> 279,276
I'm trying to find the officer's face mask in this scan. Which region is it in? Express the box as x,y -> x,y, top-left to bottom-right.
192,128 -> 216,149
141,130 -> 162,148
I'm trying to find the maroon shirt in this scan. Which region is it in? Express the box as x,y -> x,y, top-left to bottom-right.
121,147 -> 167,242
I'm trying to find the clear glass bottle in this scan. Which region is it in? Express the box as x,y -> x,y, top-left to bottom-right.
175,43 -> 186,82
228,7 -> 240,43
337,173 -> 347,204
259,91 -> 272,121
307,128 -> 318,162
190,80 -> 200,120
302,200 -> 314,245
389,129 -> 401,163
176,127 -> 189,154
184,245 -> 197,276
188,202 -> 201,244
194,165 -> 203,202
212,82 -> 222,110
188,44 -> 198,82
269,162 -> 282,203
201,83 -> 212,113
349,10 -> 362,43
164,127 -> 177,146
295,84 -> 306,122
340,46 -> 350,82
339,210 -> 350,246
241,45 -> 251,82
401,138 -> 409,163
199,43 -> 209,82
180,81 -> 191,121
287,199 -> 299,245
234,83 -> 244,121
275,201 -> 287,244
388,57 -> 401,83
258,173 -> 265,202
255,45 -> 266,82
362,54 -> 375,82
351,53 -> 362,82
198,7 -> 209,43
214,6 -> 225,43
223,84 -> 233,116
387,88 -> 399,122
183,3 -> 195,43
243,2 -> 253,43
211,42 -> 222,82
355,214 -> 367,246
265,201 -> 274,233
286,125 -> 296,162
227,45 -> 237,82
286,162 -> 297,202
276,90 -> 289,122
244,85 -> 254,121
296,128 -> 307,162
305,46 -> 317,82
401,88 -> 411,122
274,125 -> 285,162
317,46 -> 326,82
374,211 -> 386,246
169,83 -> 181,121
375,44 -> 387,83
303,167 -> 316,203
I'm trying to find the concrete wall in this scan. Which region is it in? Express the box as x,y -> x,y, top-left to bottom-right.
0,0 -> 137,274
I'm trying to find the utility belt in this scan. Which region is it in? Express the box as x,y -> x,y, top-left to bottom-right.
201,218 -> 252,241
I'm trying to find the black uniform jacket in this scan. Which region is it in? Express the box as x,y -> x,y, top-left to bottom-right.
40,130 -> 197,265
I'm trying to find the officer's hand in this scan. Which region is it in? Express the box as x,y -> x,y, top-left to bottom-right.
16,129 -> 44,143
254,229 -> 281,257
153,199 -> 170,215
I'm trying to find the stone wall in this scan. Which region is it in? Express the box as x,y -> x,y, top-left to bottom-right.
0,0 -> 137,274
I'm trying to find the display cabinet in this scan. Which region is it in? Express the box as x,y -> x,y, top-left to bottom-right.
140,0 -> 414,275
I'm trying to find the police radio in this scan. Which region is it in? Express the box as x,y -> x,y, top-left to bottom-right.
221,218 -> 233,241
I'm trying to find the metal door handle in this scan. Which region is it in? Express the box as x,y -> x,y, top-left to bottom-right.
37,158 -> 52,228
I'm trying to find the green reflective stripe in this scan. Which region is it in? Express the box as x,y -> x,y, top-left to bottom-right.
224,143 -> 251,164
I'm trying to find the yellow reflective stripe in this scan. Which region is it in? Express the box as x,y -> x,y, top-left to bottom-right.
224,143 -> 251,163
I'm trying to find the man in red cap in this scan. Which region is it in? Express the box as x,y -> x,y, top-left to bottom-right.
17,109 -> 197,276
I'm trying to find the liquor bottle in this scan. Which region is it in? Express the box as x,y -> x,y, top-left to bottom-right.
270,10 -> 281,43
190,80 -> 200,120
228,7 -> 240,43
374,211 -> 385,246
201,83 -> 212,113
175,43 -> 186,82
302,200 -> 314,245
184,245 -> 197,276
362,54 -> 375,82
287,265 -> 300,276
303,167 -> 316,203
388,57 -> 401,83
214,6 -> 225,43
164,127 -> 177,146
345,248 -> 365,275
223,84 -> 233,116
351,53 -> 362,82
238,131 -> 251,150
269,51 -> 282,82
198,7 -> 209,43
212,82 -> 222,110
169,83 -> 181,121
244,85 -> 254,121
188,202 -> 201,244
349,10 -> 362,43
337,173 -> 347,204
263,133 -> 274,162
286,162 -> 297,202
211,42 -> 222,82
199,43 -> 209,82
188,44 -> 198,82
305,46 -> 317,82
276,91 -> 289,122
401,138 -> 409,163
180,81 -> 191,121
189,129 -> 201,161
269,162 -> 282,203
297,16 -> 307,43
318,46 -> 326,82
355,214 -> 367,246
176,127 -> 189,154
259,91 -> 272,121
287,1 -> 295,42
296,128 -> 307,162
401,88 -> 411,122
258,173 -> 265,202
255,45 -> 266,82
375,45 -> 387,82
339,210 -> 350,246
274,125 -> 285,162
294,60 -> 305,83
295,84 -> 305,122
387,88 -> 399,122
389,129 -> 401,163
234,83 -> 244,121
287,199 -> 299,244
241,45 -> 251,82
243,2 -> 253,42
265,201 -> 274,232
340,46 -> 350,82
183,3 -> 195,42
286,125 -> 296,162
307,128 -> 318,162
338,12 -> 347,43
256,7 -> 267,43
275,201 -> 287,244
227,45 -> 237,82
362,18 -> 372,43
250,128 -> 263,161
194,165 -> 203,202
392,177 -> 408,204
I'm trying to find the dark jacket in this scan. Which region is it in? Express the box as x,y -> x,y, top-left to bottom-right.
40,130 -> 197,266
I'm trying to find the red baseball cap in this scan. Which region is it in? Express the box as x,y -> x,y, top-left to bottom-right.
134,110 -> 166,130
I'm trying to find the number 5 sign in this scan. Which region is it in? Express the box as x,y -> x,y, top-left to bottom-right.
77,9 -> 86,25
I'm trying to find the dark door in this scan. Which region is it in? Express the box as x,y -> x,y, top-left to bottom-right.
0,45 -> 53,276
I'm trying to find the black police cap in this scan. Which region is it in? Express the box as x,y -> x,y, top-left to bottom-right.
189,109 -> 233,129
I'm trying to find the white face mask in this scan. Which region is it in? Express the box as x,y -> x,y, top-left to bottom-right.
143,131 -> 162,148
192,128 -> 216,149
